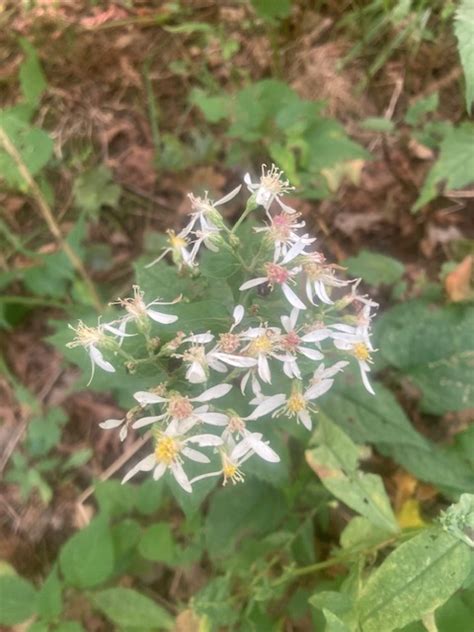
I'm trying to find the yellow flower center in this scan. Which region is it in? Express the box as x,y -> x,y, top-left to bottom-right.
248,334 -> 273,356
155,436 -> 179,465
67,321 -> 102,348
167,230 -> 187,250
353,342 -> 370,362
222,454 -> 244,485
287,392 -> 306,414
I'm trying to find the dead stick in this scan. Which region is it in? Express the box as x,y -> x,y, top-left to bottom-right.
77,431 -> 152,505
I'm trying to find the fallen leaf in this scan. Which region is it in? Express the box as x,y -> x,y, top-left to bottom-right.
444,255 -> 473,302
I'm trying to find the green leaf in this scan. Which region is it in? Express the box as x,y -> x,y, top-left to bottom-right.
59,516 -> 114,588
138,523 -> 177,565
322,378 -> 474,494
19,39 -> 47,106
205,478 -> 287,557
455,0 -> 474,114
357,529 -> 472,632
73,165 -> 121,219
0,113 -> 53,189
37,566 -> 62,620
92,587 -> 173,629
377,300 -> 474,414
306,415 -> 399,533
251,0 -> 292,20
26,407 -> 68,457
0,574 -> 38,625
189,88 -> 229,123
414,123 -> 474,210
340,516 -> 393,551
405,93 -> 439,126
343,250 -> 404,286
323,609 -> 352,632
440,493 -> 474,548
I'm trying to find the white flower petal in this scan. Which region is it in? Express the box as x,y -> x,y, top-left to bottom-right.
298,410 -> 312,430
298,346 -> 324,361
282,283 -> 306,310
184,333 -> 214,344
215,184 -> 242,206
192,383 -> 232,402
89,346 -> 115,372
99,418 -> 124,429
134,391 -> 167,405
257,354 -> 272,384
213,353 -> 257,368
239,277 -> 267,291
170,461 -> 192,493
301,329 -> 331,343
146,309 -> 178,324
122,453 -> 156,484
232,304 -> 244,326
247,393 -> 286,419
186,361 -> 207,384
187,433 -> 224,446
195,412 -> 229,426
245,433 -> 280,463
281,240 -> 307,264
132,415 -> 165,429
153,461 -> 167,481
315,281 -> 333,305
305,379 -> 333,400
182,446 -> 210,463
360,364 -> 375,395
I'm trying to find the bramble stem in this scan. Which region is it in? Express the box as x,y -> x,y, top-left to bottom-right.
0,125 -> 103,312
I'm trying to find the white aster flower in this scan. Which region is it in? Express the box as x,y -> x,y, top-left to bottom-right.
240,325 -> 289,388
239,247 -> 306,310
189,428 -> 280,487
186,185 -> 242,234
255,210 -> 315,261
121,418 -> 223,492
244,164 -> 295,211
107,285 -> 180,338
67,319 -> 122,383
302,253 -> 351,305
133,383 -> 232,428
279,308 -> 331,378
331,331 -> 375,395
146,228 -> 197,269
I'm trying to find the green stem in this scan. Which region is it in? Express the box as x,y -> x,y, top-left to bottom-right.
231,197 -> 257,235
288,527 -> 424,580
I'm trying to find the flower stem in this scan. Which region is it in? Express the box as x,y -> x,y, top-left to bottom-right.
231,197 -> 257,235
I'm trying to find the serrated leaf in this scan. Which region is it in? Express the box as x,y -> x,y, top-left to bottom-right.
357,529 -> 471,632
414,123 -> 474,210
92,587 -> 173,629
322,378 -> 474,495
73,165 -> 121,219
0,574 -> 38,625
376,300 -> 474,414
59,516 -> 114,588
455,0 -> 474,114
306,415 -> 399,533
343,250 -> 404,286
190,88 -> 229,123
0,113 -> 53,188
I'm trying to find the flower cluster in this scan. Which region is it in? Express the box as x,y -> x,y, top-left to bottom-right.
68,165 -> 378,493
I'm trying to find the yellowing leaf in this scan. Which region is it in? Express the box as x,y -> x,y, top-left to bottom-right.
445,255 -> 473,302
396,499 -> 426,529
